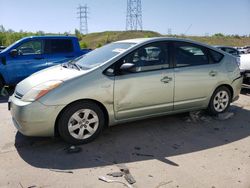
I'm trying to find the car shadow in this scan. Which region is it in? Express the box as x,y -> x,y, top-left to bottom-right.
14,104 -> 250,170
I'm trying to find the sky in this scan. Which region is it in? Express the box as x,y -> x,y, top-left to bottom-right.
0,0 -> 250,36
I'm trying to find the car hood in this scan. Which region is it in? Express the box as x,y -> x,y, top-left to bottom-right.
15,65 -> 89,95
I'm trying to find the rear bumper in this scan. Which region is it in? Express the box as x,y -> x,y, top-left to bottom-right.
9,95 -> 65,137
232,76 -> 243,101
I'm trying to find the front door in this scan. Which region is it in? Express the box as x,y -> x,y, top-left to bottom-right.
114,42 -> 174,120
6,40 -> 46,84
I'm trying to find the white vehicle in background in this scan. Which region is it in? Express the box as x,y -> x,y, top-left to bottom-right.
240,53 -> 250,84
237,47 -> 249,54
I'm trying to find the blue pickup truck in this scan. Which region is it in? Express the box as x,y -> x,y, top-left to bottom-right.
0,36 -> 91,90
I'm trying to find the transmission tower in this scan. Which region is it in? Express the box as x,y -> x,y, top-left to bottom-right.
77,4 -> 88,34
126,0 -> 143,31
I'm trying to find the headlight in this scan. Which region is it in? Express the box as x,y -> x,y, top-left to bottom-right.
22,80 -> 63,102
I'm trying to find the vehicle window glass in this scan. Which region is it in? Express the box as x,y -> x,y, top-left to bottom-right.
224,48 -> 238,56
45,39 -> 73,53
120,42 -> 169,73
209,49 -> 224,63
76,42 -> 136,69
175,42 -> 209,67
17,40 -> 42,55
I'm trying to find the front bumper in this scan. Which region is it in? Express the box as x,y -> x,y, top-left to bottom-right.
9,95 -> 65,137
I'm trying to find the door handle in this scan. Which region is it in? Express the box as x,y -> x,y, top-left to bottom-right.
209,70 -> 217,77
161,76 -> 172,83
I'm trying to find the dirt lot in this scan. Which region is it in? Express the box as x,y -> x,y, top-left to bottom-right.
0,88 -> 250,188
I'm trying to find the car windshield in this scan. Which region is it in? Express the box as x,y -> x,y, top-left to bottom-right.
74,42 -> 136,69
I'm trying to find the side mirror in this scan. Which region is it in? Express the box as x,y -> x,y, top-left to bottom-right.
9,49 -> 18,57
120,63 -> 135,73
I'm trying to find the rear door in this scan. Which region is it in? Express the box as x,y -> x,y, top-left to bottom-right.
44,39 -> 76,67
113,42 -> 174,120
173,41 -> 220,110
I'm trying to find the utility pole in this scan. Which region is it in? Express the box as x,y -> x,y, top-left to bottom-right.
77,4 -> 88,34
126,0 -> 143,31
167,28 -> 172,35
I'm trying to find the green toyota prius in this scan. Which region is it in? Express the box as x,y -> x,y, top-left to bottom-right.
9,37 -> 242,144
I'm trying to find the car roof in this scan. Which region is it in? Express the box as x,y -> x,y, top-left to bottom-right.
22,35 -> 78,40
115,37 -> 224,53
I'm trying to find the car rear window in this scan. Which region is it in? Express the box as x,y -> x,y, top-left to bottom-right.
209,49 -> 224,63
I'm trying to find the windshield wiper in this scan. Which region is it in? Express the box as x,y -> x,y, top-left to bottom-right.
62,61 -> 81,71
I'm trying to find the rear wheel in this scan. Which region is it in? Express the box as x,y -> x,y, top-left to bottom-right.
208,86 -> 231,115
58,101 -> 105,144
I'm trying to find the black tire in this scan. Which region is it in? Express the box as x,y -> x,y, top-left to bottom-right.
58,101 -> 105,144
208,86 -> 232,115
0,77 -> 4,95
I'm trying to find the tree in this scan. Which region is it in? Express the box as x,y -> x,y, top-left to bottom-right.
213,33 -> 225,37
0,25 -> 5,32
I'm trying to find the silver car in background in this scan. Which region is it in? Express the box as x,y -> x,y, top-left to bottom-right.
9,38 -> 242,144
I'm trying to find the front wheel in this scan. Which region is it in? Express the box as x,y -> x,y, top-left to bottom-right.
58,101 -> 105,144
0,77 -> 4,93
208,86 -> 231,115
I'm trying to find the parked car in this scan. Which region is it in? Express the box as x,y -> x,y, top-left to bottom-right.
0,36 -> 91,90
236,47 -> 248,54
215,45 -> 241,66
240,53 -> 250,84
9,38 -> 242,144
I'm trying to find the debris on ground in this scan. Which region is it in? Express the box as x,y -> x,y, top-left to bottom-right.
118,164 -> 136,184
185,110 -> 235,123
132,152 -> 154,157
185,111 -> 212,123
216,112 -> 234,121
49,169 -> 73,174
98,176 -> 133,188
155,181 -> 173,188
65,145 -> 82,154
134,146 -> 141,150
107,171 -> 124,177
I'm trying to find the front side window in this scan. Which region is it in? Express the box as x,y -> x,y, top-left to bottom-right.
174,42 -> 209,67
119,42 -> 169,73
17,40 -> 42,55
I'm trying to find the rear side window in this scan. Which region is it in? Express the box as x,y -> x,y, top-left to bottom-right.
44,39 -> 73,53
174,42 -> 209,67
209,49 -> 224,63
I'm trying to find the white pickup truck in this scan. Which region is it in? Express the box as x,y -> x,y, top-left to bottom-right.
240,54 -> 250,84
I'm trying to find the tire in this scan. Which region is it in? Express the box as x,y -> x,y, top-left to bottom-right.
0,77 -> 4,94
58,101 -> 105,144
208,86 -> 232,115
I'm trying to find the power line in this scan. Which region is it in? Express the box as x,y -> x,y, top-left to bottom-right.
77,4 -> 88,34
126,0 -> 143,31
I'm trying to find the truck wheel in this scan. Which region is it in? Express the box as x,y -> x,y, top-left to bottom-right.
58,101 -> 105,144
208,86 -> 231,115
0,77 -> 4,93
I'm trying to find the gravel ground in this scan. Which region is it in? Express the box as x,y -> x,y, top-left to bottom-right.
0,88 -> 250,188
